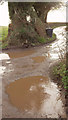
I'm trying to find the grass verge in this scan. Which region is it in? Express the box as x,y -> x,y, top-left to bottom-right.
38,33 -> 56,44
0,26 -> 8,49
51,59 -> 68,91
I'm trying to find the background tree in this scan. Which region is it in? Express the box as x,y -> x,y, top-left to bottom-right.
33,2 -> 62,23
8,2 -> 62,46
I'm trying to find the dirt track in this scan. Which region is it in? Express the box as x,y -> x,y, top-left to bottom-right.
1,26 -> 66,118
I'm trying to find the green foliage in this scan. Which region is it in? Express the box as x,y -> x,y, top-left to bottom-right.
8,2 -> 58,47
2,42 -> 8,49
20,27 -> 26,34
0,26 -> 8,49
18,25 -> 39,43
38,33 -> 56,44
53,62 -> 68,89
8,2 -> 34,19
8,2 -> 62,23
0,26 -> 8,41
38,37 -> 45,43
46,33 -> 56,41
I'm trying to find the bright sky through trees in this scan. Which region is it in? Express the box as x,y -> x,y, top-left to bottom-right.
0,1 -> 67,26
0,1 -> 10,26
47,5 -> 66,22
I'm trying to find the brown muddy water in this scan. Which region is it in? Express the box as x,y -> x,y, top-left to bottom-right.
32,56 -> 46,63
6,76 -> 48,111
7,49 -> 35,59
6,76 -> 65,118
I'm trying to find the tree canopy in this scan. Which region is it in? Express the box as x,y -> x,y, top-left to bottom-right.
8,2 -> 62,22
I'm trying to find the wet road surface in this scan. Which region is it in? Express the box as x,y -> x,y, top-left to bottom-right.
0,26 -> 66,118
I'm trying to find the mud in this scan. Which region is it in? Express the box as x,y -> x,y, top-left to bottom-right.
32,56 -> 46,63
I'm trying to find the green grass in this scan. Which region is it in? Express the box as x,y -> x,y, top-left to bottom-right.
0,26 -> 8,49
46,33 -> 56,42
38,33 -> 56,44
53,61 -> 68,90
38,37 -> 46,43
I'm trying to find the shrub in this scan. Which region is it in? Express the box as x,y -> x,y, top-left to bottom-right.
0,26 -> 8,41
53,62 -> 68,90
0,26 -> 8,49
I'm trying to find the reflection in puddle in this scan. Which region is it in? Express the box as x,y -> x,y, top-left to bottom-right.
32,56 -> 45,63
0,53 -> 10,60
6,61 -> 11,64
7,50 -> 35,59
6,76 -> 65,118
0,66 -> 6,75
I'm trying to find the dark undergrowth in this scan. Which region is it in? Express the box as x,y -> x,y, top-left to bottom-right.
0,25 -> 56,49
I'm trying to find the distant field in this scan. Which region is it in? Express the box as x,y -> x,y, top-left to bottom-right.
0,26 -> 8,49
0,26 -> 8,41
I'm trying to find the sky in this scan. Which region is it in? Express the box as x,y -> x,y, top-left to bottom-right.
47,5 -> 66,22
0,1 -> 10,26
0,1 -> 67,26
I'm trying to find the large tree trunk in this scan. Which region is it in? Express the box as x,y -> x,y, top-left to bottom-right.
8,2 -> 48,47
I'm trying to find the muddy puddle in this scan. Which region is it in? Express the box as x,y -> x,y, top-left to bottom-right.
0,49 -> 35,60
32,56 -> 46,63
6,76 -> 65,117
7,50 -> 35,59
6,76 -> 49,111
